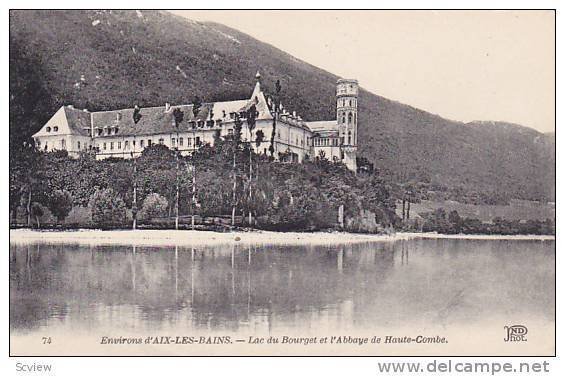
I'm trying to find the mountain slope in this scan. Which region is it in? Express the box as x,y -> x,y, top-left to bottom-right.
9,10 -> 555,201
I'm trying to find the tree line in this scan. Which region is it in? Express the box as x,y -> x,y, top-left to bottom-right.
404,208 -> 555,235
9,120 -> 399,232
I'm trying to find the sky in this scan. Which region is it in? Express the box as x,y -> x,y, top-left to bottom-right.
172,10 -> 555,133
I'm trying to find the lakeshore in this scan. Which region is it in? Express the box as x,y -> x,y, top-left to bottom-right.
9,228 -> 555,247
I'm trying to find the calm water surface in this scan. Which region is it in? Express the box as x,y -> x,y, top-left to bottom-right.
10,239 -> 555,337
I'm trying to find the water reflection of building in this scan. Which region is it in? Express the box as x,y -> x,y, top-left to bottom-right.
10,242 -> 398,333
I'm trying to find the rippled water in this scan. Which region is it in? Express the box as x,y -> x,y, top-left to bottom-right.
9,238 -> 555,355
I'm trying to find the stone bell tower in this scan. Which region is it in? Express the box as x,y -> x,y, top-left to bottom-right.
336,78 -> 358,171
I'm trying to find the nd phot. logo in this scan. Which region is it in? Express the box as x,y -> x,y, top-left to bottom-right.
504,325 -> 528,342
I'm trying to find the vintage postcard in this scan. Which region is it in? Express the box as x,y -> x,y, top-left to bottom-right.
8,9 -> 555,357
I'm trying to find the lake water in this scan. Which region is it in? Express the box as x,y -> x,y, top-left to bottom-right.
9,238 -> 555,355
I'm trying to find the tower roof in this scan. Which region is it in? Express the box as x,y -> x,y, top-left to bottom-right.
337,78 -> 358,84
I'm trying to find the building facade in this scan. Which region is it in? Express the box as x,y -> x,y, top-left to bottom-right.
33,74 -> 359,171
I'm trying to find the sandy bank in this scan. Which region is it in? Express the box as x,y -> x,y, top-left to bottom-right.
400,232 -> 555,241
9,229 -> 554,247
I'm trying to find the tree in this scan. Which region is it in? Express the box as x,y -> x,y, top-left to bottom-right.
448,210 -> 462,233
192,96 -> 202,117
255,129 -> 265,148
173,107 -> 184,127
9,141 -> 48,227
231,114 -> 243,225
133,105 -> 142,124
49,189 -> 73,221
132,105 -> 143,229
246,104 -> 259,224
139,193 -> 169,221
172,107 -> 184,230
30,202 -> 44,228
269,80 -> 282,159
88,188 -> 127,228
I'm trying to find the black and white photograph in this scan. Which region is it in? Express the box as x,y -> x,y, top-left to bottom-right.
7,8 -> 556,360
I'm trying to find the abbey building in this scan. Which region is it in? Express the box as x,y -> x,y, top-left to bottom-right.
33,74 -> 359,171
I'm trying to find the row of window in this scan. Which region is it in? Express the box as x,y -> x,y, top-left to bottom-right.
45,126 -> 59,132
98,137 -> 203,151
95,127 -> 119,136
92,118 -> 234,138
37,138 -> 66,150
313,133 -> 353,147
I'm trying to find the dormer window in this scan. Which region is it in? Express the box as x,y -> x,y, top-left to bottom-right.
114,127 -> 119,134
53,126 -> 58,132
197,120 -> 204,128
206,120 -> 214,127
216,119 -> 222,127
97,128 -> 103,136
46,126 -> 51,132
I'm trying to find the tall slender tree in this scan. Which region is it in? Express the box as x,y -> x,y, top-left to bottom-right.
173,107 -> 184,230
269,80 -> 282,159
131,105 -> 142,229
246,104 -> 258,225
190,98 -> 202,229
232,114 -> 243,226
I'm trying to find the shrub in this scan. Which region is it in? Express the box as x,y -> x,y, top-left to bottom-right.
138,193 -> 169,221
49,189 -> 73,221
65,205 -> 93,227
29,202 -> 57,228
88,188 -> 127,228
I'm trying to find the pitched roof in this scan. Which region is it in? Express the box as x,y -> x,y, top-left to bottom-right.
63,106 -> 92,136
306,120 -> 339,134
90,96 -> 273,137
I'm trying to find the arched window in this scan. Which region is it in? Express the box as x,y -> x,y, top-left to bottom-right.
341,113 -> 346,124
348,112 -> 353,124
353,113 -> 356,124
348,131 -> 352,144
53,126 -> 58,132
46,126 -> 51,132
349,100 -> 352,107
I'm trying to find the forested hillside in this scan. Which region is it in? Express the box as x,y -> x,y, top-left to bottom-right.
9,10 -> 555,202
